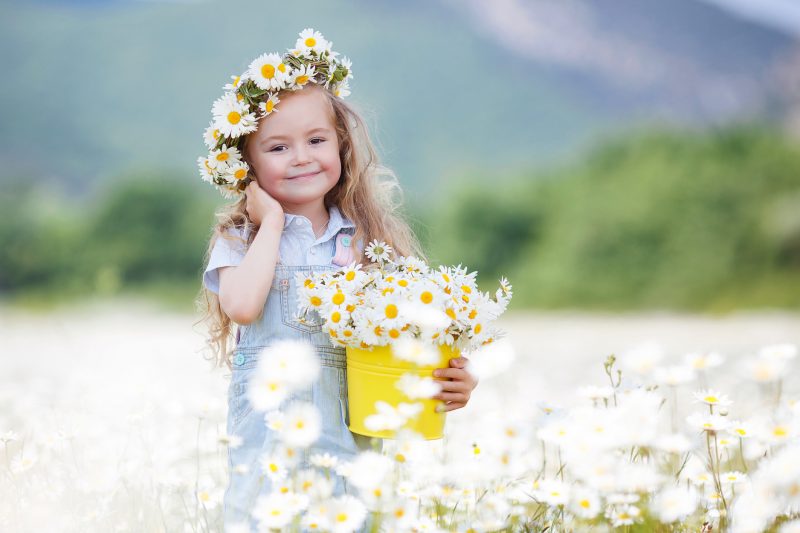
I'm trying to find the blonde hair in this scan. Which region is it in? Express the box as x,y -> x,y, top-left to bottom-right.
196,88 -> 425,369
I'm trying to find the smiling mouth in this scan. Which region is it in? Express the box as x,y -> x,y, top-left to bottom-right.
288,170 -> 321,180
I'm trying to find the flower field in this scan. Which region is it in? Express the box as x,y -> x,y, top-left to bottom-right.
1,304 -> 799,532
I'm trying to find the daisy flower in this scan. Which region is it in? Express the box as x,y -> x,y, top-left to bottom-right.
258,93 -> 280,117
391,338 -> 441,366
693,389 -> 733,408
759,343 -> 798,361
686,412 -> 730,432
296,28 -> 329,56
278,402 -> 322,448
334,80 -> 351,98
727,420 -> 754,439
289,64 -> 316,88
364,401 -> 422,432
197,156 -> 214,184
364,240 -> 393,263
211,92 -> 257,138
310,452 -> 339,469
247,52 -> 288,91
606,504 -> 641,527
208,144 -> 241,170
258,453 -> 287,480
224,161 -> 249,182
252,492 -> 307,531
395,373 -> 442,399
570,488 -> 601,518
326,495 -> 367,533
684,351 -> 725,370
222,73 -> 244,92
203,122 -> 221,149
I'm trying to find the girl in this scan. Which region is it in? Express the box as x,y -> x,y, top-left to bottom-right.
197,30 -> 478,527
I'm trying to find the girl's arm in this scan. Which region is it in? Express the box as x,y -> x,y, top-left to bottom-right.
218,181 -> 284,325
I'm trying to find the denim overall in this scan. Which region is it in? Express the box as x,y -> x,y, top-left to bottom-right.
222,263 -> 374,527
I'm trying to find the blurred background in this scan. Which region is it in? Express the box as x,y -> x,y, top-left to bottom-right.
2,0 -> 800,312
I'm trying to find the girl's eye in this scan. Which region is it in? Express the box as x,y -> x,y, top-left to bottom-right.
269,145 -> 286,153
310,137 -> 325,145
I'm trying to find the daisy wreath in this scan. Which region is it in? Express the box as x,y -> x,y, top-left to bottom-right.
197,28 -> 354,198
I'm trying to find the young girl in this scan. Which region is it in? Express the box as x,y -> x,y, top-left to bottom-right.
198,29 -> 478,526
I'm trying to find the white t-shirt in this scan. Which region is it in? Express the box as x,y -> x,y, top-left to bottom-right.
203,205 -> 357,294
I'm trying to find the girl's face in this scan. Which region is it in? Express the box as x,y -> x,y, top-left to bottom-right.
244,85 -> 341,211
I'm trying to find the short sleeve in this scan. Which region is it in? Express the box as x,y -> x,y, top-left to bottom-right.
203,226 -> 250,294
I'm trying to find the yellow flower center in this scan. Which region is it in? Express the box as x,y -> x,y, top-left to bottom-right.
296,75 -> 310,85
261,64 -> 276,79
385,304 -> 398,319
310,296 -> 322,307
234,168 -> 247,180
216,152 -> 229,162
343,330 -> 353,337
773,426 -> 788,437
332,292 -> 345,305
278,63 -> 286,73
389,329 -> 400,339
227,111 -> 241,125
704,396 -> 718,403
474,323 -> 482,335
346,271 -> 356,281
398,279 -> 408,287
374,326 -> 383,336
735,428 -> 747,436
461,285 -> 472,294
336,513 -> 347,523
305,37 -> 317,47
468,309 -> 477,319
579,499 -> 590,509
420,291 -> 433,304
212,129 -> 220,139
446,308 -> 456,320
265,100 -> 274,113
331,311 -> 341,323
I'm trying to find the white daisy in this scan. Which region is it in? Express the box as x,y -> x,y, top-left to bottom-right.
207,144 -> 241,170
395,373 -> 442,399
258,453 -> 287,480
222,73 -> 244,92
684,351 -> 725,370
364,401 -> 422,432
606,504 -> 641,527
288,64 -> 316,89
211,92 -> 257,138
224,161 -> 249,182
693,389 -> 733,408
247,52 -> 288,91
197,156 -> 215,184
310,452 -> 339,469
652,487 -> 698,523
278,402 -> 322,448
570,488 -> 601,518
203,122 -> 222,149
686,412 -> 730,432
364,240 -> 393,263
334,80 -> 351,98
296,28 -> 329,56
252,492 -> 307,531
391,338 -> 440,366
326,495 -> 367,533
258,93 -> 280,117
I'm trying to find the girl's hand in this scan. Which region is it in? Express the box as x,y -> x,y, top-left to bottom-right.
432,357 -> 478,412
245,180 -> 284,231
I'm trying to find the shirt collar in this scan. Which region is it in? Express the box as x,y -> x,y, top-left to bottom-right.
283,205 -> 355,241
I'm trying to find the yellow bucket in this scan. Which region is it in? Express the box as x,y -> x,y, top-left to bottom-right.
346,344 -> 458,440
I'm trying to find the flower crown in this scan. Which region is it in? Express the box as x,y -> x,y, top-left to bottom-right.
197,29 -> 353,199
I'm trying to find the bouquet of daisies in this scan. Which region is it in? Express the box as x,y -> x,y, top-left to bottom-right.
296,240 -> 513,353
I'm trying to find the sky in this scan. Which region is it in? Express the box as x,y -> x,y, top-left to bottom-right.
697,0 -> 800,37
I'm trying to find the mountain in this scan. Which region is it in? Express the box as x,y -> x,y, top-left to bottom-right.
1,0 -> 797,204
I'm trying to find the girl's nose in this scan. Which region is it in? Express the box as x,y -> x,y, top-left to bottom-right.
292,143 -> 312,165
